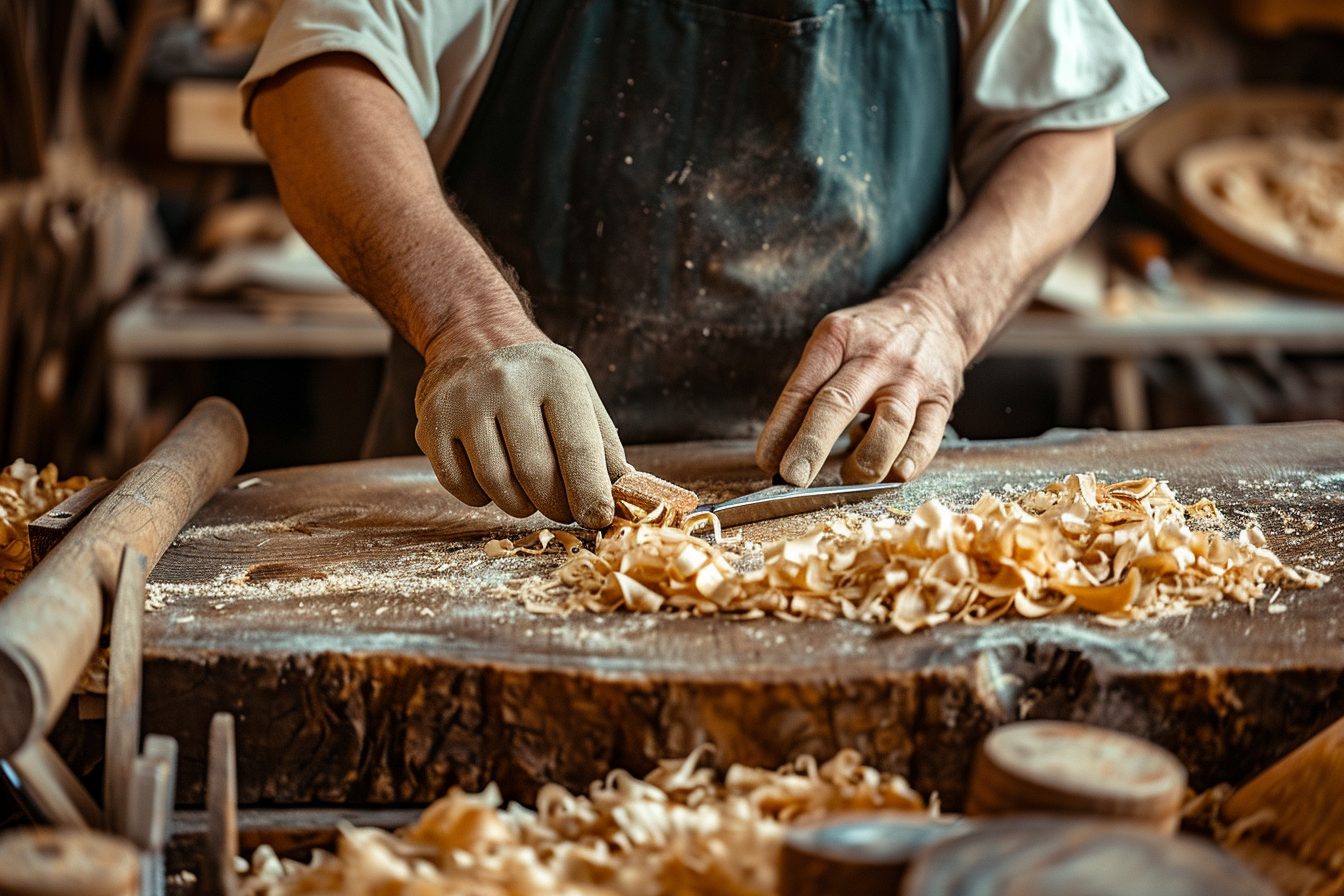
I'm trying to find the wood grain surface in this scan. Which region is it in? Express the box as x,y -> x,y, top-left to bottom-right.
114,422 -> 1344,809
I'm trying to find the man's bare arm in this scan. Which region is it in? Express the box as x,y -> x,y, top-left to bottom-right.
250,52 -> 541,357
758,127 -> 1117,486
251,54 -> 626,527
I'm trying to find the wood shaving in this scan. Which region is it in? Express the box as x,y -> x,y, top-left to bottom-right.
240,748 -> 924,896
493,474 -> 1327,631
611,471 -> 700,529
0,459 -> 88,598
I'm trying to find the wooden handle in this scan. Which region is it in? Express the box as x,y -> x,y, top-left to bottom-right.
0,397 -> 248,760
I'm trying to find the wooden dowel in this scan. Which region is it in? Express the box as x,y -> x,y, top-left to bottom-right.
0,397 -> 248,760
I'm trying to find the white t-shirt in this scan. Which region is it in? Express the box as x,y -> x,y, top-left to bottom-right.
241,0 -> 1167,194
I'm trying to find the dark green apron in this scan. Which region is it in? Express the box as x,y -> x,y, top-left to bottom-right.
365,0 -> 958,456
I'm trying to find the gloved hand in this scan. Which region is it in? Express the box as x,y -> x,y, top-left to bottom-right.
415,342 -> 630,527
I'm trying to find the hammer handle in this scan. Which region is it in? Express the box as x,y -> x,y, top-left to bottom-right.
0,397 -> 248,759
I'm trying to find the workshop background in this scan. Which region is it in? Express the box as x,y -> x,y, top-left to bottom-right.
2,0 -> 1344,475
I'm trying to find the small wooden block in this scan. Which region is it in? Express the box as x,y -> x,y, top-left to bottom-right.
966,721 -> 1186,832
27,479 -> 114,565
0,827 -> 139,896
611,471 -> 699,527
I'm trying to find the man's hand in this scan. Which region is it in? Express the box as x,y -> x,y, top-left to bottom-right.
757,293 -> 967,487
416,342 -> 629,527
757,126 -> 1118,486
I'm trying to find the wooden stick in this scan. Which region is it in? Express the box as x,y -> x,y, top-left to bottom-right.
204,712 -> 238,896
0,397 -> 248,760
104,545 -> 148,836
6,736 -> 101,828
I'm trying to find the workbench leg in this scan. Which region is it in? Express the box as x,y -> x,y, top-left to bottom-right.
1109,356 -> 1148,431
107,359 -> 149,468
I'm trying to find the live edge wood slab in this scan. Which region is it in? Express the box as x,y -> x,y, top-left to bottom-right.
93,423 -> 1344,810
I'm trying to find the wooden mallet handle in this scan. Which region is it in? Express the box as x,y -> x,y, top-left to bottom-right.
0,397 -> 248,760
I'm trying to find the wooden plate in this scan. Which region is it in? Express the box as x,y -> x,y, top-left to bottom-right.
1121,89 -> 1344,218
1175,137 -> 1344,297
901,817 -> 1278,896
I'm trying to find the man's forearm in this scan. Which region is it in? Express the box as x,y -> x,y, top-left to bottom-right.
249,53 -> 543,360
885,127 -> 1117,358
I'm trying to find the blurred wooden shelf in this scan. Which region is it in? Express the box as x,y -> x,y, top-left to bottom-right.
1236,0 -> 1344,35
105,278 -> 390,465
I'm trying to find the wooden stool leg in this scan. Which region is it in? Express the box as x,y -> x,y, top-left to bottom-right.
1110,356 -> 1149,431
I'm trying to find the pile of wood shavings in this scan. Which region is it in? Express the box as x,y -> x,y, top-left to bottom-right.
491,474 -> 1327,631
0,459 -> 88,597
241,748 -> 924,896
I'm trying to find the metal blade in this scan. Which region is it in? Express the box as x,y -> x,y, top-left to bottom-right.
698,482 -> 902,528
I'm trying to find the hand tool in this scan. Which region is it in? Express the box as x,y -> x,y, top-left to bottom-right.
692,481 -> 903,529
0,397 -> 248,761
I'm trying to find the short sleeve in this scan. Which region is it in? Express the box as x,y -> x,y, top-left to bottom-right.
956,0 -> 1168,195
239,0 -> 485,137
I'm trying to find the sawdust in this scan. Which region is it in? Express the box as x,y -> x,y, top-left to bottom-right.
489,475 -> 1328,632
240,747 -> 925,896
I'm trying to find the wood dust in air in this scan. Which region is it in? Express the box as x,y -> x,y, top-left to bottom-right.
241,747 -> 925,896
488,474 -> 1328,632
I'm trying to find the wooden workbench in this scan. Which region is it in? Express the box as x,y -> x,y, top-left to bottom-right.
92,422 -> 1344,810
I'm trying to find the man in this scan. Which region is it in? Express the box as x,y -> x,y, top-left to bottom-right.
245,0 -> 1165,529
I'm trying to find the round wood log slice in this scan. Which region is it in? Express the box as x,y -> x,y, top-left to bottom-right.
781,812 -> 974,896
901,817 -> 1277,896
966,721 -> 1186,831
0,828 -> 138,896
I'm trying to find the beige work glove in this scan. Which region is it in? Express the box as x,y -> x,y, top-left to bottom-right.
415,342 -> 630,528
